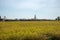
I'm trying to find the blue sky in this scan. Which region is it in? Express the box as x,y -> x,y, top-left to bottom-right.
0,0 -> 60,19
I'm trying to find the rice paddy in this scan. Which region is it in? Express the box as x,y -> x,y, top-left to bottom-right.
0,21 -> 60,40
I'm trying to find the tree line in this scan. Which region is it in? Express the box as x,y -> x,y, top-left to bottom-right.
0,16 -> 60,21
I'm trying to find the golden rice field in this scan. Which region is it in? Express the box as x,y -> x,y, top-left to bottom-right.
0,21 -> 60,40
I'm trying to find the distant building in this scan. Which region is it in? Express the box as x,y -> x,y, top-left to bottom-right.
3,16 -> 6,21
34,14 -> 36,20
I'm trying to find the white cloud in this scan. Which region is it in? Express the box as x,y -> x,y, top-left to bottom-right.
0,0 -> 42,9
16,1 -> 39,9
1,0 -> 60,9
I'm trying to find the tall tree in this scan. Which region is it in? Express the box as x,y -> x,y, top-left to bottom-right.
56,16 -> 60,20
0,16 -> 1,19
